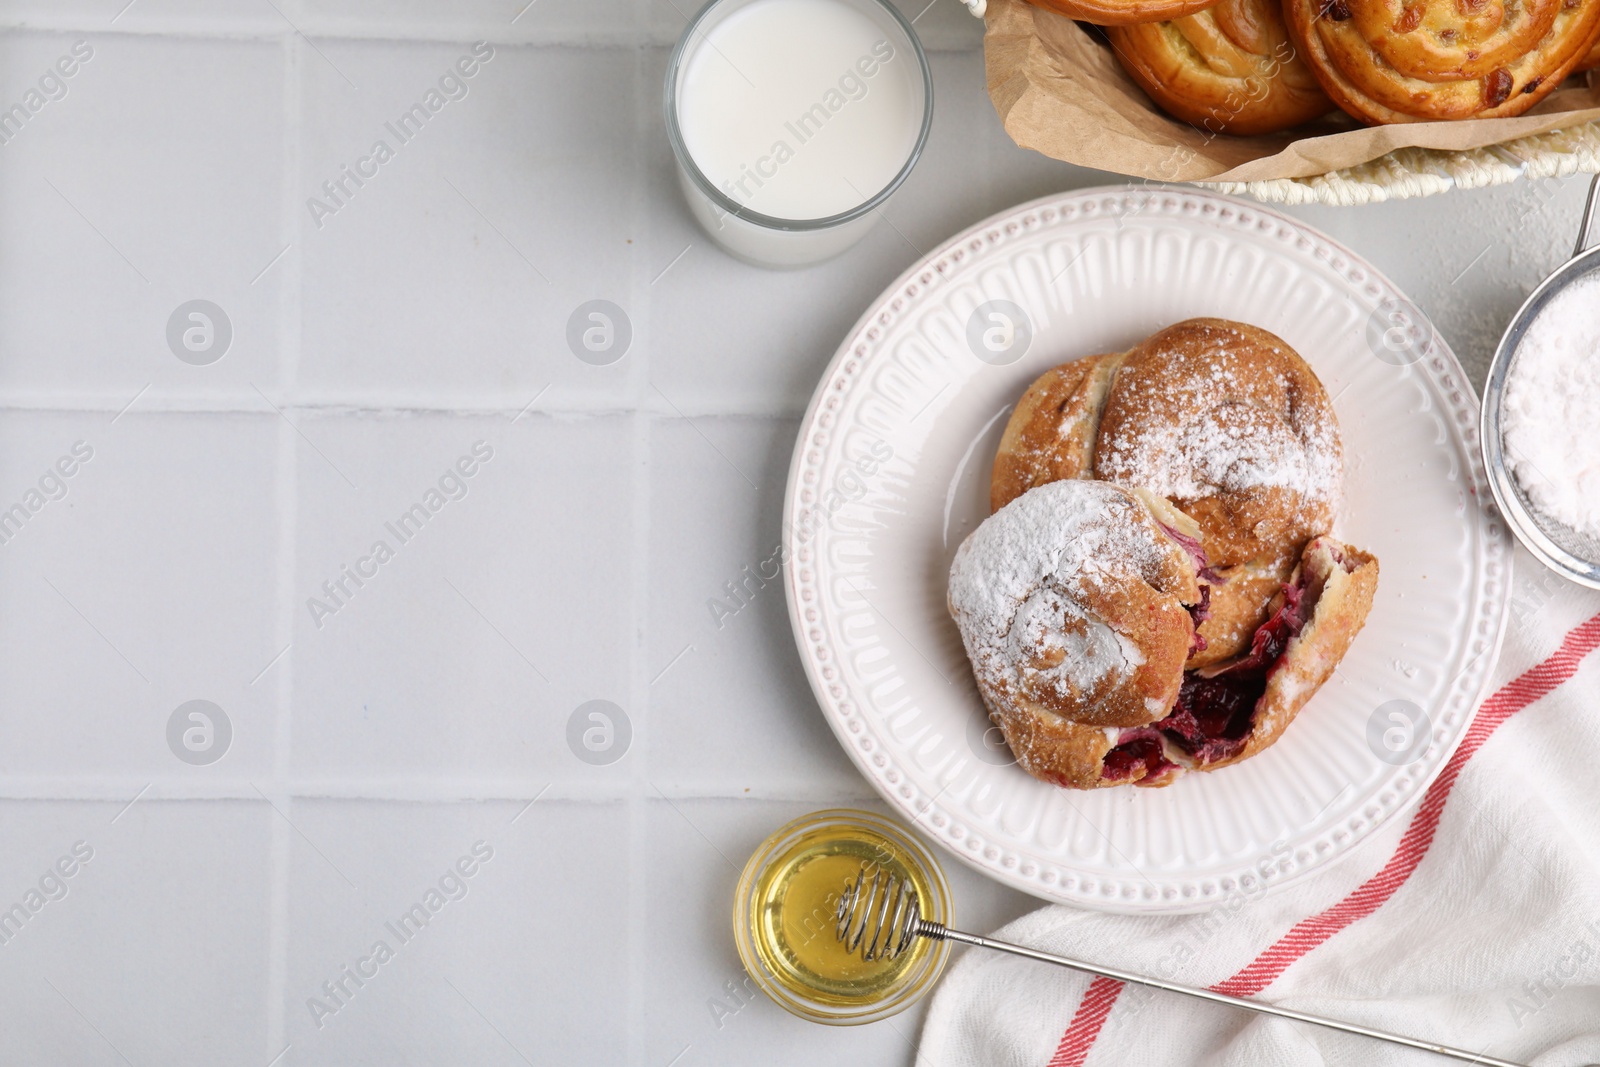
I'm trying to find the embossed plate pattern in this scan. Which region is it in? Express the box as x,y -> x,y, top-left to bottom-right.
782,187 -> 1511,913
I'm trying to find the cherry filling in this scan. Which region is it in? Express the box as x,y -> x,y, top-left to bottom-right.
1101,575 -> 1316,779
1158,523 -> 1226,585
1101,727 -> 1178,783
1158,521 -> 1222,655
1186,585 -> 1213,656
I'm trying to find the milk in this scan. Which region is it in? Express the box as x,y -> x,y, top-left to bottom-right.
667,0 -> 929,266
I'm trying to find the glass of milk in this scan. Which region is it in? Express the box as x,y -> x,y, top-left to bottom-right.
665,0 -> 934,268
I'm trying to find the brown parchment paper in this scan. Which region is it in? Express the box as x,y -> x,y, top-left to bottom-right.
985,0 -> 1600,183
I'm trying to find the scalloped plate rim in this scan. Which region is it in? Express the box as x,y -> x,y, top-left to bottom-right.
781,184 -> 1512,914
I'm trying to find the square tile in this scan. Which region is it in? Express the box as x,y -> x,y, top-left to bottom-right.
294,40 -> 643,408
284,799 -> 629,1066
290,413 -> 635,783
0,412 -> 280,780
0,0 -> 286,32
647,416 -> 870,794
0,800 -> 274,1066
0,33 -> 286,400
300,0 -> 640,43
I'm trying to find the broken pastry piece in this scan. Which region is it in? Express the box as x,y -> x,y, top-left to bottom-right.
1100,536 -> 1378,786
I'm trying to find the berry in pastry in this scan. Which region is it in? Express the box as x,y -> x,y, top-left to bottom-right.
1143,536 -> 1378,775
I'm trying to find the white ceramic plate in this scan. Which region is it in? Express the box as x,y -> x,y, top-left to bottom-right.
782,187 -> 1511,914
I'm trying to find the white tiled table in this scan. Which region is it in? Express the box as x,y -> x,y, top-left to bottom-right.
0,2 -> 1586,1063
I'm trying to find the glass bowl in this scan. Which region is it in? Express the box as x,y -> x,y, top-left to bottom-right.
732,808 -> 951,1024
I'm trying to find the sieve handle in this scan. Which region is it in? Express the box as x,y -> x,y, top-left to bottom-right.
1576,172 -> 1600,258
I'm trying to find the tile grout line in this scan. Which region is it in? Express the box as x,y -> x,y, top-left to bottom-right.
261,23 -> 305,1064
627,7 -> 651,1064
0,782 -> 879,802
0,397 -> 812,418
0,19 -> 986,51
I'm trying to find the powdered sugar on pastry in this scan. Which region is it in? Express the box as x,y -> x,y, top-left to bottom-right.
1094,319 -> 1343,571
948,479 -> 1199,729
1009,588 -> 1145,704
1098,332 -> 1339,509
989,351 -> 1125,514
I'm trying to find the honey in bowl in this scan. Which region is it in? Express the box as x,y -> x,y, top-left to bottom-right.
733,809 -> 950,1024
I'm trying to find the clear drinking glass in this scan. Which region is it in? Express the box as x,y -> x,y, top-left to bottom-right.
664,0 -> 934,269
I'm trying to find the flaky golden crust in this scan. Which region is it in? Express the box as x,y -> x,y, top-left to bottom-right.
1024,0 -> 1223,27
1283,0 -> 1600,124
1580,34 -> 1600,69
976,703 -> 1120,790
1200,536 -> 1379,770
990,352 -> 1125,514
1094,318 -> 1342,572
948,481 -> 1202,788
1107,0 -> 1335,135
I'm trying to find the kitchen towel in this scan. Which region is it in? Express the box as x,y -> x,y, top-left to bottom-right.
920,554 -> 1600,1066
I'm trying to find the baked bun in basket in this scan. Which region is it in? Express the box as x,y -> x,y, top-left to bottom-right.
1283,0 -> 1600,123
1580,34 -> 1600,71
1107,0 -> 1336,135
1022,0 -> 1223,28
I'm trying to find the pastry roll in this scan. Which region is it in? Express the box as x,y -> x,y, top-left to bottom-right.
1108,0 -> 1336,135
1283,0 -> 1600,123
1094,318 -> 1343,576
989,319 -> 1344,666
948,480 -> 1206,788
990,350 -> 1125,514
1022,0 -> 1223,28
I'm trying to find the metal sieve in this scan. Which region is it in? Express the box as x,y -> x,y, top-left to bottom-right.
1481,173 -> 1600,589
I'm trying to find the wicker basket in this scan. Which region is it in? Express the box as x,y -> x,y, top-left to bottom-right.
960,0 -> 1600,206
1207,121 -> 1600,205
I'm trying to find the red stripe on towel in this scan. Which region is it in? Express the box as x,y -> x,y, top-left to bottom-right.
1042,612 -> 1600,1067
1044,977 -> 1122,1067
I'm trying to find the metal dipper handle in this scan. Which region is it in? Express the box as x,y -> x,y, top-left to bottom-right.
836,867 -> 1537,1067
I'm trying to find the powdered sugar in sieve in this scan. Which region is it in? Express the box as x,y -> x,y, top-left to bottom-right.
1481,173 -> 1600,587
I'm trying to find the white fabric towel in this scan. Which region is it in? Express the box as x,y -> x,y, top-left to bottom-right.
920,558 -> 1600,1067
